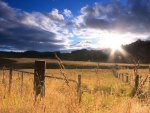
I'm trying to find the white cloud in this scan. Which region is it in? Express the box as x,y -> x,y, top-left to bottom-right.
73,28 -> 102,39
68,40 -> 94,50
48,9 -> 64,21
63,9 -> 72,17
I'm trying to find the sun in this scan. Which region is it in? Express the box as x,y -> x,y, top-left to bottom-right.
108,40 -> 122,51
100,33 -> 124,51
98,32 -> 132,61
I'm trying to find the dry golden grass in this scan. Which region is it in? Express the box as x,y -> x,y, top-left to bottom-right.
0,69 -> 150,113
7,58 -> 150,67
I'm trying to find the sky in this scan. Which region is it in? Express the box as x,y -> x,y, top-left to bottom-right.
0,0 -> 150,52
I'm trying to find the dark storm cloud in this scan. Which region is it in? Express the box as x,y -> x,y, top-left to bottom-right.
77,0 -> 150,34
85,18 -> 111,29
0,20 -> 64,51
0,1 -> 16,19
128,0 -> 150,32
0,1 -> 66,51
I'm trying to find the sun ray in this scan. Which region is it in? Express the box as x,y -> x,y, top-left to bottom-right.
99,32 -> 132,62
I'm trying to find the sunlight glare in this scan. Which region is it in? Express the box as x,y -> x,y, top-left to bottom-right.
100,33 -> 129,51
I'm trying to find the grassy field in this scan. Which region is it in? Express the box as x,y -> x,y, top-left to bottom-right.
1,58 -> 150,69
0,68 -> 150,113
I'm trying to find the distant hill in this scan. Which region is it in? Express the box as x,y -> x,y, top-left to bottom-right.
0,40 -> 150,63
62,49 -> 108,62
0,51 -> 61,59
123,39 -> 150,63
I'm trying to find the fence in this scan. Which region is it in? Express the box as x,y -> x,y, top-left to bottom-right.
113,68 -> 150,97
1,61 -> 150,103
0,60 -> 82,102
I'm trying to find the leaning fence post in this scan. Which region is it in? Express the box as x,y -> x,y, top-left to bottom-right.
135,74 -> 139,91
34,60 -> 46,98
8,68 -> 13,94
77,75 -> 82,103
132,74 -> 139,96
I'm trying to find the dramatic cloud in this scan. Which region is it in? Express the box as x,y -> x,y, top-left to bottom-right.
71,0 -> 150,50
0,0 -> 150,51
0,1 -> 70,51
74,1 -> 150,34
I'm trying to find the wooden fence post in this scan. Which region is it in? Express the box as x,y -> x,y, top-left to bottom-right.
2,68 -> 5,85
148,77 -> 150,96
77,75 -> 82,103
122,74 -> 124,82
117,73 -> 119,78
132,74 -> 139,96
131,74 -> 134,86
114,70 -> 117,78
21,72 -> 24,96
34,60 -> 46,98
129,74 -> 132,85
123,75 -> 126,82
135,74 -> 139,91
126,75 -> 129,83
8,68 -> 13,94
119,73 -> 121,79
